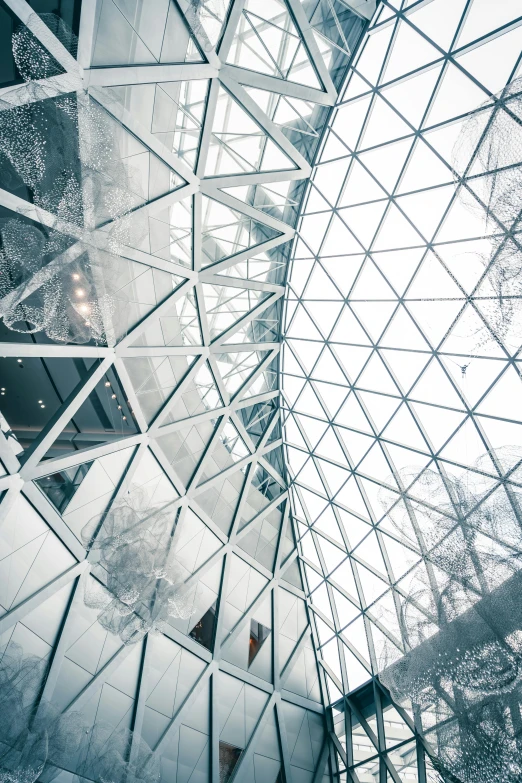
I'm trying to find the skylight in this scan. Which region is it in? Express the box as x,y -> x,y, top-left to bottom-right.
283,0 -> 522,707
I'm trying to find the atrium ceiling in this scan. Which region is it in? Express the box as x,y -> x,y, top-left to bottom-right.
282,0 -> 522,780
0,1 -> 521,783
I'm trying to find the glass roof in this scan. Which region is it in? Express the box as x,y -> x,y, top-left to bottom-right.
282,0 -> 522,707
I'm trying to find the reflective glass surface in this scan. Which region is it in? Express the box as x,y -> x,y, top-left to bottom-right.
282,0 -> 522,755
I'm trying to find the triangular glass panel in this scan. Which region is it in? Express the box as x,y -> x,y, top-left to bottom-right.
219,741 -> 243,783
280,514 -> 298,563
263,441 -> 285,477
130,283 -> 201,348
223,300 -> 282,345
225,556 -> 269,625
112,261 -> 191,344
237,398 -> 278,447
246,89 -> 320,144
248,618 -> 271,665
214,350 -> 276,396
170,508 -> 223,582
426,62 -> 489,127
0,498 -> 76,620
197,418 -> 250,484
358,137 -> 414,193
227,0 -> 322,89
156,416 -> 218,487
27,361 -> 139,462
123,353 -> 197,425
397,136 -> 453,194
383,703 -> 415,749
35,460 -> 94,514
201,195 -> 282,268
127,446 -> 179,506
196,464 -> 247,535
353,23 -> 394,86
456,0 -> 517,48
214,244 -> 288,285
238,497 -> 285,571
339,160 -> 387,207
383,18 -> 441,83
408,0 -> 467,51
162,359 -> 223,426
144,635 -> 207,724
202,281 -> 272,342
104,79 -> 208,169
360,95 -> 412,149
90,107 -> 186,229
205,85 -> 297,176
221,180 -> 299,217
136,195 -> 193,268
339,201 -> 388,247
189,599 -> 217,650
92,0 -> 206,66
281,555 -> 303,589
311,1 -> 355,71
382,64 -> 443,129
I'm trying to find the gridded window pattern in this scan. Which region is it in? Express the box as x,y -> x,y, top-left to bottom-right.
0,1 -> 374,782
282,0 -> 522,709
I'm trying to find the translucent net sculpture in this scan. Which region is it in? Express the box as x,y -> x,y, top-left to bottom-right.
75,724 -> 160,783
0,641 -> 160,783
82,489 -> 194,645
0,17 -> 149,346
452,78 -> 522,352
377,449 -> 522,783
186,0 -> 228,49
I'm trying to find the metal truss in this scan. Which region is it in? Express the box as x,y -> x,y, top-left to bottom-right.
0,1 -> 376,782
281,0 -> 522,780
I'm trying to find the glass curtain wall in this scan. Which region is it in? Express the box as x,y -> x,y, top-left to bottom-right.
282,1 -> 522,781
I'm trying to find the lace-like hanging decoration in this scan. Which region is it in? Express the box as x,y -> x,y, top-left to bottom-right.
0,642 -> 161,783
0,17 -> 147,346
377,448 -> 522,783
452,78 -> 522,352
82,489 -> 195,645
186,0 -> 228,50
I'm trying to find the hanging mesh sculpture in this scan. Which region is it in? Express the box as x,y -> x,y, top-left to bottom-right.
0,17 -> 152,346
82,489 -> 194,645
186,0 -> 228,49
0,641 -> 161,783
377,449 -> 522,783
452,77 -> 522,353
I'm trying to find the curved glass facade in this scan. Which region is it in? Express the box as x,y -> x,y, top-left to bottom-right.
282,1 -> 522,780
